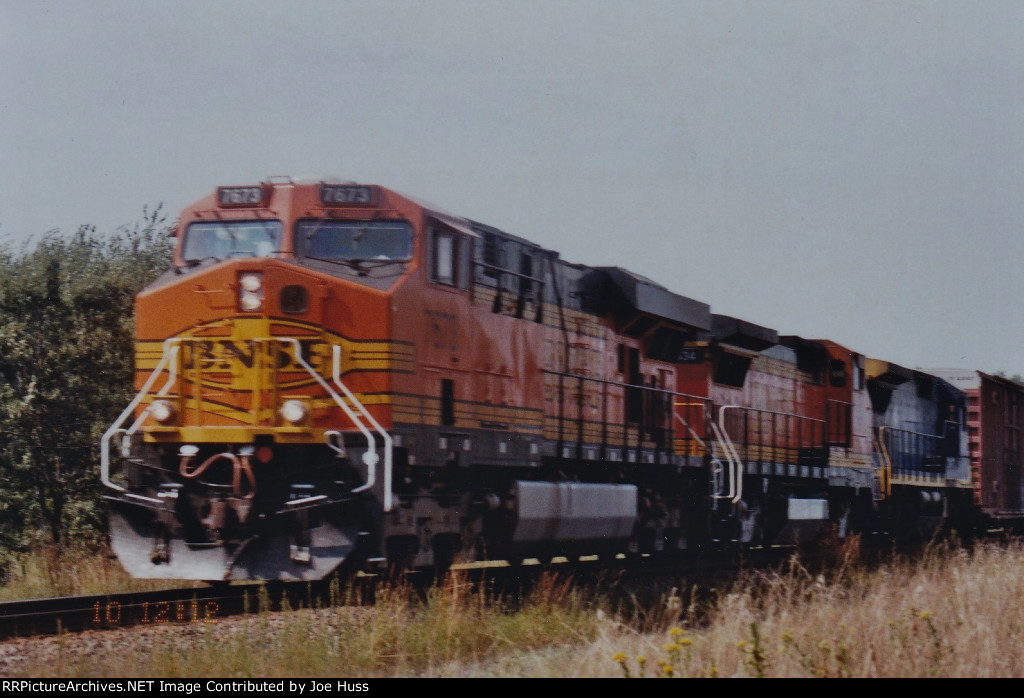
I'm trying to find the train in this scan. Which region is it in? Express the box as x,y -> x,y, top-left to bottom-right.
100,176 -> 1020,581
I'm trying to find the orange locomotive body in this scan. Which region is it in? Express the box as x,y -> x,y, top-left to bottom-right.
102,177 -> 972,581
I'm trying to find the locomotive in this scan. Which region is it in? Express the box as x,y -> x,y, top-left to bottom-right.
101,176 -> 989,581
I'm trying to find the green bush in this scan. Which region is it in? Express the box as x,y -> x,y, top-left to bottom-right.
0,208 -> 173,551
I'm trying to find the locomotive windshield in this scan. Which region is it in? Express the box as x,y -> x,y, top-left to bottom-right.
297,220 -> 413,263
181,220 -> 283,262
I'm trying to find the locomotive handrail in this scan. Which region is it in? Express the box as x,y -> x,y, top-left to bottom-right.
717,405 -> 830,505
713,409 -> 746,504
719,404 -> 827,424
101,340 -> 182,493
331,344 -> 393,513
671,399 -> 738,503
541,369 -> 709,400
473,261 -> 547,320
101,335 -> 393,511
874,426 -> 893,498
472,261 -> 546,287
270,339 -> 390,512
708,420 -> 739,503
542,369 -> 712,463
123,347 -> 183,440
672,405 -> 708,449
876,423 -> 953,487
879,424 -> 948,440
673,403 -> 731,498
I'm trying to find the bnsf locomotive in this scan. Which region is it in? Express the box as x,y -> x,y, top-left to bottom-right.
102,176 -> 1001,581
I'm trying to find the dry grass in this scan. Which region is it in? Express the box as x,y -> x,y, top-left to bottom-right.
0,545 -> 192,600
3,572 -> 600,677
595,538 -> 1024,678
5,539 -> 1024,677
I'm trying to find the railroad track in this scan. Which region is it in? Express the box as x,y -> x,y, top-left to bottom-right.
0,544 -> 852,641
0,579 -> 360,640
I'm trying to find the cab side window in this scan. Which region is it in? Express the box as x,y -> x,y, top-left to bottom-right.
432,228 -> 460,287
430,225 -> 472,289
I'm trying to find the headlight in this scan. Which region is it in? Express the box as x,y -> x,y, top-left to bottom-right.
239,273 -> 262,292
279,399 -> 308,425
238,272 -> 264,312
150,400 -> 176,424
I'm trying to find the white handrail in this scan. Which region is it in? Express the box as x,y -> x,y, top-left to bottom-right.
709,420 -> 739,502
272,339 -> 382,505
673,410 -> 727,499
333,345 -> 393,513
124,347 -> 182,439
101,340 -> 182,492
716,406 -> 746,505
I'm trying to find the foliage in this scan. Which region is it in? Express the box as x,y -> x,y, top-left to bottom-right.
0,209 -> 173,551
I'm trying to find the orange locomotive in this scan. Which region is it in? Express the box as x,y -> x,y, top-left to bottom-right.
101,176 -> 971,580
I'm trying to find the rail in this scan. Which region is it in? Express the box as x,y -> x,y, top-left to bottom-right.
472,260 -> 546,320
873,427 -> 893,498
876,423 -> 956,482
543,369 -> 712,464
717,404 -> 828,466
0,580 -> 353,640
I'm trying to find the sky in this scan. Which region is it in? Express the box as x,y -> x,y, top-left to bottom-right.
2,1 -> 1023,377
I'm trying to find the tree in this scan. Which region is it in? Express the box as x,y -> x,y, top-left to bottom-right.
0,208 -> 173,547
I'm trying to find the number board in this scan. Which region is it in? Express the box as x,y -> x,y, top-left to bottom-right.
675,348 -> 705,364
320,185 -> 375,206
217,186 -> 266,207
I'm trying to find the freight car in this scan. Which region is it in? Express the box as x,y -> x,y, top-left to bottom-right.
932,370 -> 1024,521
100,177 -> 985,581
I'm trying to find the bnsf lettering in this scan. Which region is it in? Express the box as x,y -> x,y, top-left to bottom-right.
186,340 -> 324,371
224,340 -> 261,368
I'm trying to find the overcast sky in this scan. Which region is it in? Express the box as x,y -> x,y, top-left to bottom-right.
3,1 -> 1023,376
